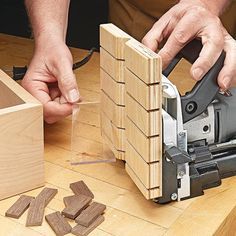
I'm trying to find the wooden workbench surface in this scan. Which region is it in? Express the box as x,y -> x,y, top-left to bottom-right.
0,33 -> 236,236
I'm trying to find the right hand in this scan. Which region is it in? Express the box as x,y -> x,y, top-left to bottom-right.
21,37 -> 80,124
142,0 -> 236,90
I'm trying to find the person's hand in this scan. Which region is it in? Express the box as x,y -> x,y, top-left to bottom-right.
21,37 -> 80,124
142,0 -> 236,90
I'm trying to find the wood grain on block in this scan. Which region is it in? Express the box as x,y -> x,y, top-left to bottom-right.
100,23 -> 131,59
26,196 -> 45,226
37,187 -> 58,207
72,215 -> 105,236
125,68 -> 161,110
62,195 -> 92,219
126,93 -> 161,137
26,187 -> 58,226
0,71 -> 44,201
101,132 -> 125,160
125,39 -> 161,84
63,195 -> 77,207
126,117 -> 161,163
45,211 -> 72,236
100,69 -> 125,106
101,91 -> 125,128
75,202 -> 106,227
70,181 -> 94,199
125,164 -> 160,199
5,195 -> 34,219
126,141 -> 160,189
101,111 -> 125,152
100,47 -> 125,83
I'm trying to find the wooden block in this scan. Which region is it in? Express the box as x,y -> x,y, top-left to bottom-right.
125,68 -> 161,110
70,181 -> 94,199
63,195 -> 77,207
75,202 -> 106,227
100,91 -> 125,128
100,47 -> 125,83
101,111 -> 125,152
26,187 -> 58,226
37,187 -> 58,207
125,39 -> 161,84
126,117 -> 161,163
0,70 -> 44,200
126,141 -> 160,189
100,23 -> 131,59
100,69 -> 125,106
126,93 -> 161,137
125,164 -> 160,200
45,211 -> 72,236
26,196 -> 45,226
5,195 -> 34,219
62,195 -> 92,220
101,132 -> 125,160
72,215 -> 105,236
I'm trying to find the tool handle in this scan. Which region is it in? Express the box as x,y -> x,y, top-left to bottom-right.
163,39 -> 225,123
181,40 -> 225,123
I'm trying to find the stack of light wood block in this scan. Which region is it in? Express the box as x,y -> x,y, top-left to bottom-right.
100,24 -> 162,200
100,24 -> 131,161
0,70 -> 44,200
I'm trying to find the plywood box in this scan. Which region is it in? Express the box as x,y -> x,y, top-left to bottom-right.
0,70 -> 44,200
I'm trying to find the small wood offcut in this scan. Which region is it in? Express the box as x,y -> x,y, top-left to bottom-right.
5,181 -> 105,236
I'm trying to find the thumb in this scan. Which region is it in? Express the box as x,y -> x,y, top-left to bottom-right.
55,60 -> 80,103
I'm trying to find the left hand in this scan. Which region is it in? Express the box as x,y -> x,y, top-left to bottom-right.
21,37 -> 79,124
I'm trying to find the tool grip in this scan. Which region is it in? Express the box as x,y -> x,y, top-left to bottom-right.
181,40 -> 225,123
163,39 -> 225,123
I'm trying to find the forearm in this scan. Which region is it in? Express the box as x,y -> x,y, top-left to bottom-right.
25,0 -> 70,45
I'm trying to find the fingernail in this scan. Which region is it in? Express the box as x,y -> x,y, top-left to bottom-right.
68,89 -> 80,103
221,76 -> 231,89
192,68 -> 204,80
59,96 -> 67,104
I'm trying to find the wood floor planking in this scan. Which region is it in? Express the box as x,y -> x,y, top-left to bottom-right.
1,34 -> 235,236
0,215 -> 42,236
44,144 -> 136,193
72,215 -> 105,236
0,181 -> 167,236
44,161 -> 182,228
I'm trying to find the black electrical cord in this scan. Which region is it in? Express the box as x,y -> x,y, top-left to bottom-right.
10,47 -> 97,81
72,47 -> 97,70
